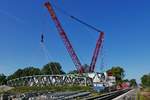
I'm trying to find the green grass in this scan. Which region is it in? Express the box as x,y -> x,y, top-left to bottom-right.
5,85 -> 93,94
137,87 -> 150,100
143,87 -> 150,92
138,94 -> 149,100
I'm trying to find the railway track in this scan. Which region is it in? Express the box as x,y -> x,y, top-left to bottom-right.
82,89 -> 131,100
3,89 -> 131,100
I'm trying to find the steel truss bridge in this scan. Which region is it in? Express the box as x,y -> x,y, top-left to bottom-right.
7,75 -> 93,87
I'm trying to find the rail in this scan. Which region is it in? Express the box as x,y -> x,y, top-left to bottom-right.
83,89 -> 131,100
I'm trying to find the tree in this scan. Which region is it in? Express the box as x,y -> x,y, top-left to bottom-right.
8,67 -> 41,80
41,62 -> 65,75
0,74 -> 7,85
22,67 -> 41,76
123,79 -> 129,82
83,64 -> 90,73
130,79 -> 137,87
68,64 -> 90,74
8,69 -> 23,80
68,70 -> 78,74
107,66 -> 125,84
7,62 -> 66,80
141,73 -> 150,87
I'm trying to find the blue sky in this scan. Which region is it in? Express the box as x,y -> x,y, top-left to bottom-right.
0,0 -> 150,83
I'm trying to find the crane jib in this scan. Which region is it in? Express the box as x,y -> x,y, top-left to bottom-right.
44,1 -> 104,74
45,2 -> 84,74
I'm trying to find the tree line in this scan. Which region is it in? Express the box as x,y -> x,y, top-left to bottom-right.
0,62 -> 65,85
141,73 -> 150,87
0,62 -> 138,87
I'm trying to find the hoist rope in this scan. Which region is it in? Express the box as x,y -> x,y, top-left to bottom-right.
41,42 -> 60,75
52,1 -> 102,32
41,43 -> 53,75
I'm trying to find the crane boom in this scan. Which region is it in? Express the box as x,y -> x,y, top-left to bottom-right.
89,32 -> 104,72
44,2 -> 84,74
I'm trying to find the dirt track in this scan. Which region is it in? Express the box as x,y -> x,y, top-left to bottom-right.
0,85 -> 13,92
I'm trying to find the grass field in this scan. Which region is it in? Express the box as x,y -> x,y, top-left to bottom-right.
1,85 -> 93,94
137,87 -> 150,100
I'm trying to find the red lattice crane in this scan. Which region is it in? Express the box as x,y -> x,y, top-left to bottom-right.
69,13 -> 105,73
89,32 -> 104,72
44,2 -> 84,74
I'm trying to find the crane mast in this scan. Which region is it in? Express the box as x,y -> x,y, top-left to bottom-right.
44,2 -> 84,74
89,32 -> 104,72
